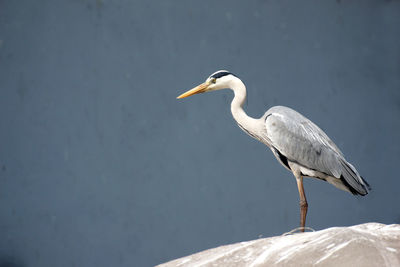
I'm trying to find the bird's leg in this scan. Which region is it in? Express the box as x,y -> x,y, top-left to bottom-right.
295,172 -> 308,232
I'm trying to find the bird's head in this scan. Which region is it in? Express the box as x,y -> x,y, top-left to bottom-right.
177,70 -> 236,99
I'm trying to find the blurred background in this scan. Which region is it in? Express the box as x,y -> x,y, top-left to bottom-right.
1,0 -> 399,266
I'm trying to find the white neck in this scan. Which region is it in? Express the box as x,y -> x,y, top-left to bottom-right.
228,78 -> 258,130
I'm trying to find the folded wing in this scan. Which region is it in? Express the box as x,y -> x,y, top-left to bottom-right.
264,106 -> 369,195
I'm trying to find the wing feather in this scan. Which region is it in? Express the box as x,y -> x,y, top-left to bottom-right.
264,106 -> 369,195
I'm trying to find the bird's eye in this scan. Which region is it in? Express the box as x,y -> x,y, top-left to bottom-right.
211,78 -> 216,84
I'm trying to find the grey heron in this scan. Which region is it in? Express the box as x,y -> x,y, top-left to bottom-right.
177,70 -> 370,232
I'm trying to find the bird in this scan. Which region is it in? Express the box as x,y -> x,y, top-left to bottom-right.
177,70 -> 370,232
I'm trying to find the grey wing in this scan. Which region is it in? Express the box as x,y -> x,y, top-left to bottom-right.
264,106 -> 369,195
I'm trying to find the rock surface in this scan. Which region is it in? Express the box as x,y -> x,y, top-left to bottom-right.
157,223 -> 400,267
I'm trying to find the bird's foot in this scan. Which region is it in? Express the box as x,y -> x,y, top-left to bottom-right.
282,226 -> 315,236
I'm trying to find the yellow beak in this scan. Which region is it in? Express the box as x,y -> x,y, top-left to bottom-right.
177,82 -> 210,99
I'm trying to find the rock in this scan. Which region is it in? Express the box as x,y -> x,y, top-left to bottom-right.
157,223 -> 400,267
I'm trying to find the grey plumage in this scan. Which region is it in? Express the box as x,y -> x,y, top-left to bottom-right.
178,70 -> 370,230
264,106 -> 369,195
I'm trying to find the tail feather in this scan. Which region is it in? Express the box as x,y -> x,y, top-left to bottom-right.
339,159 -> 369,196
360,176 -> 371,191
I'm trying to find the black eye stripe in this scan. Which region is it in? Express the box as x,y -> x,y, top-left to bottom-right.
210,71 -> 235,79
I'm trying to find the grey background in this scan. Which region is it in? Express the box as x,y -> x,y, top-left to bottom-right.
1,0 -> 399,266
